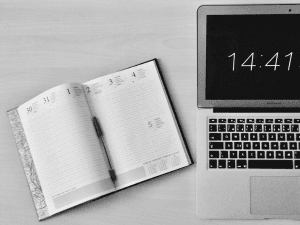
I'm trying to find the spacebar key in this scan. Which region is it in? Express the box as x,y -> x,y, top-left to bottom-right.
248,160 -> 293,169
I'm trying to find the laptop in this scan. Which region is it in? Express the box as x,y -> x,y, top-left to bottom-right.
196,4 -> 300,219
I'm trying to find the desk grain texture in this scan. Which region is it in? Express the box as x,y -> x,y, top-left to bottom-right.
1,0 -> 299,224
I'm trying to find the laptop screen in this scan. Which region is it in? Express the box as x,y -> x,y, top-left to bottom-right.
206,15 -> 300,100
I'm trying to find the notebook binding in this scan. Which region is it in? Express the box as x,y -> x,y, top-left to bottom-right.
7,108 -> 49,220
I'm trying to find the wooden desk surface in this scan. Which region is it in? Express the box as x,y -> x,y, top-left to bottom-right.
1,0 -> 299,224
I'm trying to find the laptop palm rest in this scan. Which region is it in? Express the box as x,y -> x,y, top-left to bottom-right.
251,176 -> 300,215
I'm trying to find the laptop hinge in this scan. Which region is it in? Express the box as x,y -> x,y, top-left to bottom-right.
213,108 -> 300,113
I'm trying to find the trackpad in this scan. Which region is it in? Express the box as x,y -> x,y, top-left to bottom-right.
251,176 -> 300,215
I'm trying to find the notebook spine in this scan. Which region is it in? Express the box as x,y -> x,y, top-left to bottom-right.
7,108 -> 49,221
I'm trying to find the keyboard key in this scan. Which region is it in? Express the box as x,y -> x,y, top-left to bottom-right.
209,142 -> 224,149
232,133 -> 239,140
278,133 -> 285,141
227,125 -> 235,132
209,124 -> 217,132
297,134 -> 300,141
266,119 -> 273,123
248,151 -> 256,158
250,133 -> 258,140
248,160 -> 293,169
291,124 -> 299,132
254,124 -> 262,132
221,151 -> 228,158
273,125 -> 280,132
257,151 -> 265,158
209,133 -> 221,141
276,151 -> 283,159
247,119 -> 254,123
256,119 -> 264,123
266,151 -> 274,158
259,133 -> 267,140
209,160 -> 217,168
241,133 -> 248,140
282,125 -> 290,132
209,119 -> 217,123
218,160 -> 226,168
243,142 -> 251,150
285,151 -> 293,159
218,119 -> 226,123
294,151 -> 300,159
218,124 -> 226,132
275,119 -> 283,123
237,119 -> 245,123
290,142 -> 297,150
209,151 -> 219,158
237,160 -> 247,168
225,142 -> 233,149
287,134 -> 295,141
264,125 -> 271,132
284,119 -> 293,123
223,133 -> 230,140
268,133 -> 276,141
295,160 -> 300,169
228,119 -> 236,123
253,142 -> 260,149
239,151 -> 247,158
228,160 -> 235,168
294,119 -> 300,123
230,151 -> 238,158
262,142 -> 269,149
271,142 -> 279,150
245,124 -> 253,132
234,142 -> 242,149
236,124 -> 244,132
280,142 -> 287,150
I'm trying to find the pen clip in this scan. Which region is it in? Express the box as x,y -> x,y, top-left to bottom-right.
93,117 -> 103,137
109,169 -> 117,182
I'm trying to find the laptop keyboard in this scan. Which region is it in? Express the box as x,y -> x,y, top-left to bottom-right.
208,118 -> 300,169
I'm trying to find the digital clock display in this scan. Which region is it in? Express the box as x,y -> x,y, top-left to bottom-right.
206,15 -> 300,100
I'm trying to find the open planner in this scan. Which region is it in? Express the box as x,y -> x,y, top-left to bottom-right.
7,59 -> 192,220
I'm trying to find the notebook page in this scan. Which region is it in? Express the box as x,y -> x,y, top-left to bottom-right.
83,61 -> 190,189
18,83 -> 115,216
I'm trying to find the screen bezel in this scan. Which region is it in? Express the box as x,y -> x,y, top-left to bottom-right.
197,4 -> 300,108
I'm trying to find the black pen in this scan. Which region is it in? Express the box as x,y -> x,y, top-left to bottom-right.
92,117 -> 117,183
